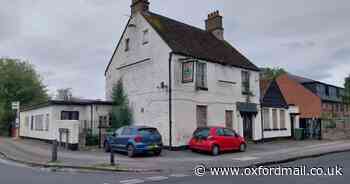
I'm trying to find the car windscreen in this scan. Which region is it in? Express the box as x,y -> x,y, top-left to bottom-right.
138,128 -> 160,136
193,128 -> 210,138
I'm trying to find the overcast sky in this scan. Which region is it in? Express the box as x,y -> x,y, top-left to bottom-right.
1,0 -> 349,99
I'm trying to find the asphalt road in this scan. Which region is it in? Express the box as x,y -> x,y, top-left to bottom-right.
0,151 -> 349,184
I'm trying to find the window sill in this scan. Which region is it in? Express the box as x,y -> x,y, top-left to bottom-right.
264,128 -> 288,131
196,87 -> 208,91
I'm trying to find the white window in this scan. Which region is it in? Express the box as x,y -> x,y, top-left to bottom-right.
34,114 -> 44,131
263,108 -> 270,130
272,109 -> 278,129
280,110 -> 286,129
196,62 -> 207,90
142,29 -> 149,45
125,38 -> 130,51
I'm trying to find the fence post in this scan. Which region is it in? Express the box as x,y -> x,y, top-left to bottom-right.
52,140 -> 58,162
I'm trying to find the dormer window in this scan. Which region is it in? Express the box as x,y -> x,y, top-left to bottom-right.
125,38 -> 130,52
142,29 -> 149,45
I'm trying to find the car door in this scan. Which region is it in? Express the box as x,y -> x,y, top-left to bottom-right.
215,128 -> 227,150
119,127 -> 132,151
224,128 -> 240,150
111,127 -> 123,150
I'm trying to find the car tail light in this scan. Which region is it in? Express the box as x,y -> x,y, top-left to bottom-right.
134,136 -> 143,143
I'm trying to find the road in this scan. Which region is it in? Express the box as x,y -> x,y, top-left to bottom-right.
0,151 -> 349,184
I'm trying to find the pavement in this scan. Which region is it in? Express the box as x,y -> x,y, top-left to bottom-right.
1,137 -> 350,175
0,150 -> 349,184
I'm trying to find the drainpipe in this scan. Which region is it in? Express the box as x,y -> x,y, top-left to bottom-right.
168,52 -> 174,150
90,104 -> 93,134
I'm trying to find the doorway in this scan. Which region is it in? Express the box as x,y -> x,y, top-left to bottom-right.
242,114 -> 253,140
225,110 -> 233,129
196,105 -> 207,128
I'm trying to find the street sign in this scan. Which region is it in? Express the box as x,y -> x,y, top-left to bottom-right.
12,102 -> 20,110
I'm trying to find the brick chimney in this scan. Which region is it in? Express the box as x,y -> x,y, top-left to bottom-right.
205,11 -> 224,40
131,0 -> 150,16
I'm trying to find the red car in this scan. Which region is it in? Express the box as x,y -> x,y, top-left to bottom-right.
188,127 -> 247,156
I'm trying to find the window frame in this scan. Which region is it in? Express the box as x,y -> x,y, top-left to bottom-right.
241,70 -> 251,95
142,29 -> 149,45
61,111 -> 79,120
195,62 -> 208,90
125,38 -> 130,52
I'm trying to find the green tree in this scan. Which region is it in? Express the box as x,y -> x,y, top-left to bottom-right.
0,58 -> 49,135
344,75 -> 350,104
260,67 -> 287,80
110,79 -> 133,129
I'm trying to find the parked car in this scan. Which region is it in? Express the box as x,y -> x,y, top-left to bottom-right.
188,127 -> 247,156
104,126 -> 163,157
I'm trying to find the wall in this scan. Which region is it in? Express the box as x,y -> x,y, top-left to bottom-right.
20,106 -> 53,140
171,54 -> 262,146
105,12 -> 262,147
105,12 -> 172,145
20,104 -> 112,141
262,107 -> 292,139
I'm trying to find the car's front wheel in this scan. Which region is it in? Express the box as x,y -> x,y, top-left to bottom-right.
211,145 -> 220,156
127,145 -> 135,157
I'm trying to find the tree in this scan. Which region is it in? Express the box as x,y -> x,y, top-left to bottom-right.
344,75 -> 350,104
0,58 -> 49,135
110,79 -> 133,129
260,67 -> 287,80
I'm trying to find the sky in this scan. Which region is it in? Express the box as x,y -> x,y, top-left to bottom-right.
1,0 -> 349,99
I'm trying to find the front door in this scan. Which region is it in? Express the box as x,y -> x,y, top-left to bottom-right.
197,105 -> 208,128
290,116 -> 295,137
225,110 -> 233,129
243,114 -> 253,140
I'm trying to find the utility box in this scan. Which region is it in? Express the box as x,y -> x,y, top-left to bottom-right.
294,128 -> 304,140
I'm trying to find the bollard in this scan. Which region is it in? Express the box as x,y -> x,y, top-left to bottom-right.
110,150 -> 115,166
52,140 -> 58,162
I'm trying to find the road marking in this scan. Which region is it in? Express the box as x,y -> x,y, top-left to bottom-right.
169,174 -> 189,178
146,176 -> 169,181
232,156 -> 259,161
120,179 -> 144,184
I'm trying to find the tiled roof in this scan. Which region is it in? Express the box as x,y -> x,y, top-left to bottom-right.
276,74 -> 322,118
142,12 -> 260,71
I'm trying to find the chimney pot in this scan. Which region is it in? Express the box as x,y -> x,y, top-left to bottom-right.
205,10 -> 224,40
131,0 -> 149,16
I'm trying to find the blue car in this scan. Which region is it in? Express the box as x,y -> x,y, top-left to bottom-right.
104,126 -> 163,157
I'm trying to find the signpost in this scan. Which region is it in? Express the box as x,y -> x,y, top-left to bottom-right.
11,102 -> 20,137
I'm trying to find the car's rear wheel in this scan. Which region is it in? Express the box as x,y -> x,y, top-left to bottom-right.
239,143 -> 247,152
211,145 -> 220,156
104,142 -> 111,153
127,145 -> 135,157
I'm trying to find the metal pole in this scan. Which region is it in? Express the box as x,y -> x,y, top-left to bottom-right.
110,150 -> 115,166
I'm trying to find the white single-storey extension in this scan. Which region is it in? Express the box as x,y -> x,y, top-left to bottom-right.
19,99 -> 112,150
260,80 -> 300,140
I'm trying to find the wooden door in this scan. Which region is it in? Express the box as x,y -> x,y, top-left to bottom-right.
196,105 -> 207,128
225,110 -> 233,128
